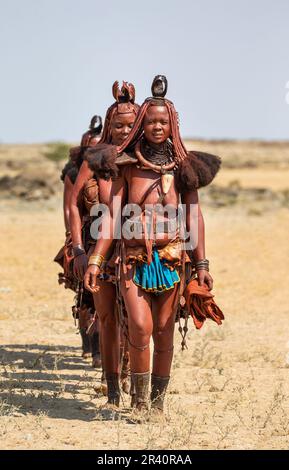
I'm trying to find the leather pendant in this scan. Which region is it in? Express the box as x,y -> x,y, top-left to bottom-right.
161,173 -> 174,195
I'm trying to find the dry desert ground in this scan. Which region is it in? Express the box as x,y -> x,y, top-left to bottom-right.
0,140 -> 289,450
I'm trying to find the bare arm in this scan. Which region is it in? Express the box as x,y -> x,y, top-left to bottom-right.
70,160 -> 92,246
70,160 -> 93,280
182,189 -> 213,289
84,170 -> 127,292
182,190 -> 205,261
63,175 -> 73,234
90,176 -> 126,256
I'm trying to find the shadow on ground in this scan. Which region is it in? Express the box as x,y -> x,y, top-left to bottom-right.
0,343 -> 99,421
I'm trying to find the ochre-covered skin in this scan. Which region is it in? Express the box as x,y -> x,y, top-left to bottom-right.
70,83 -> 139,396
84,81 -> 220,411
57,117 -> 102,362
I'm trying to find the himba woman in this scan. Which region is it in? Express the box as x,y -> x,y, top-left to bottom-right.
54,115 -> 102,366
70,81 -> 139,405
84,76 -> 221,415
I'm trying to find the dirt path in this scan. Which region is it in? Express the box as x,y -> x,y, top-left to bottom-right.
1,197 -> 289,450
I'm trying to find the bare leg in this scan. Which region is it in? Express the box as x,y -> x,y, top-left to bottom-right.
152,284 -> 179,377
90,320 -> 101,368
120,265 -> 153,373
78,303 -> 92,358
92,280 -> 120,374
79,327 -> 91,357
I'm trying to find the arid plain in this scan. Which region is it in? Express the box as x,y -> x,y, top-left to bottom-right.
0,140 -> 289,449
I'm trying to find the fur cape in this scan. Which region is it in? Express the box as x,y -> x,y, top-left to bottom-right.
60,160 -> 79,185
175,151 -> 221,192
85,144 -> 119,181
85,143 -> 221,191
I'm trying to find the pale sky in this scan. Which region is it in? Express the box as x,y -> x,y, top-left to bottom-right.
0,0 -> 288,143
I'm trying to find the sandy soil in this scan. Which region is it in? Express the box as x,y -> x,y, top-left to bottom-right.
1,142 -> 289,450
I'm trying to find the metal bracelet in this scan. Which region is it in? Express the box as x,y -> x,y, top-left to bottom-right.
195,258 -> 209,265
88,254 -> 105,268
194,258 -> 209,272
73,245 -> 85,257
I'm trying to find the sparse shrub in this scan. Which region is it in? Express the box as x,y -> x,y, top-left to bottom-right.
43,142 -> 70,162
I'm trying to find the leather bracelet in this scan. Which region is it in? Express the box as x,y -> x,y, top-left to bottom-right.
73,245 -> 85,257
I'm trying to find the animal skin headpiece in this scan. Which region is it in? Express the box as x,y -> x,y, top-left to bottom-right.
98,81 -> 139,144
89,115 -> 103,133
80,114 -> 103,148
69,114 -> 103,165
150,75 -> 168,100
85,76 -> 221,189
118,75 -> 187,163
112,81 -> 136,112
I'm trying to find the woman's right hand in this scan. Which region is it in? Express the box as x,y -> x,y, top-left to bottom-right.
73,253 -> 88,281
84,265 -> 100,293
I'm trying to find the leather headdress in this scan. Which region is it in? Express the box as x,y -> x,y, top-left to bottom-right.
98,80 -> 139,144
89,115 -> 103,133
85,76 -> 222,189
81,114 -> 103,148
112,81 -> 136,114
68,115 -> 102,167
118,75 -> 187,163
117,75 -> 222,190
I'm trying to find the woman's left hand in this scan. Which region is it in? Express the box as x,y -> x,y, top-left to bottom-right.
197,269 -> 213,291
